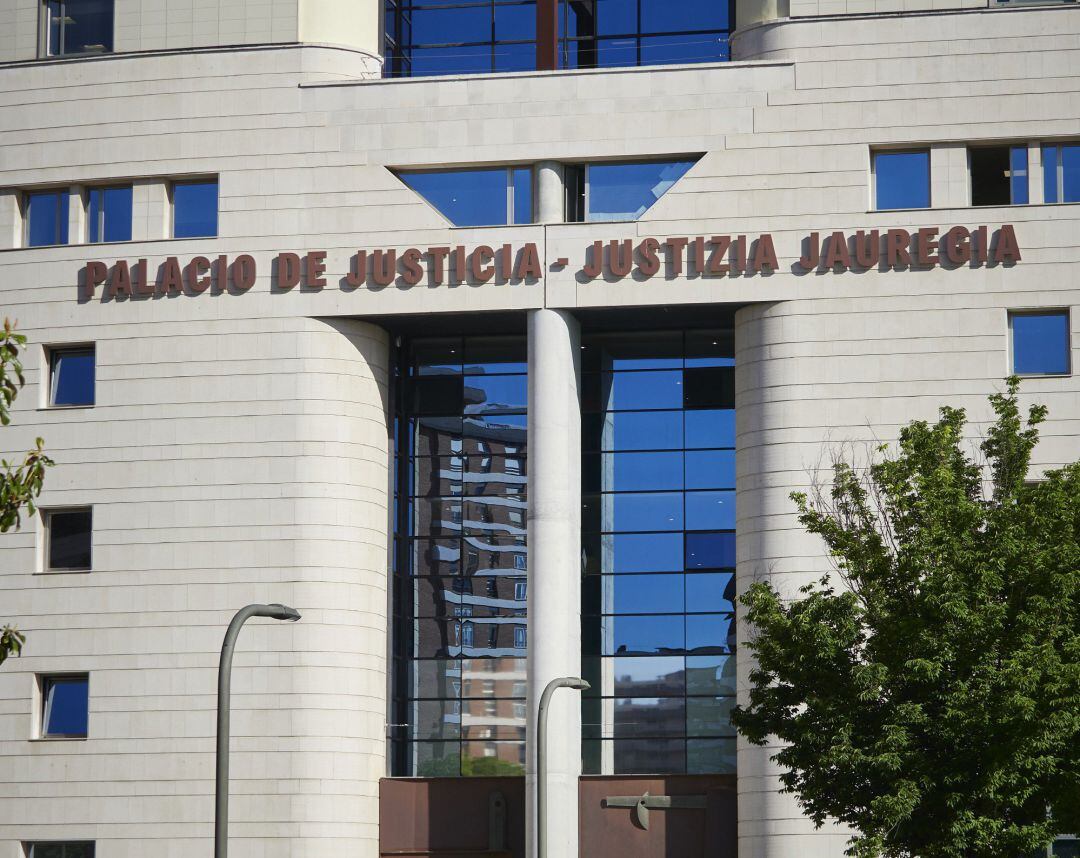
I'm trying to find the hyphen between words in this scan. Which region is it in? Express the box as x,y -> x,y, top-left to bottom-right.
80,225 -> 1020,298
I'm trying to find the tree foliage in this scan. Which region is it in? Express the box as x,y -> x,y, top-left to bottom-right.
732,379 -> 1080,858
1,318 -> 53,665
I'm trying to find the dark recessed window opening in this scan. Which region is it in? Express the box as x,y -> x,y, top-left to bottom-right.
970,145 -> 1028,206
40,674 -> 89,738
46,508 -> 93,571
26,843 -> 96,858
49,346 -> 95,407
43,0 -> 113,56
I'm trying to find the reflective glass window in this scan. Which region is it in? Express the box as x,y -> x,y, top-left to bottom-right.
46,508 -> 93,571
399,167 -> 532,226
49,346 -> 95,407
26,189 -> 69,247
1011,310 -> 1070,376
587,160 -> 696,221
44,0 -> 113,55
41,675 -> 89,737
1042,143 -> 1080,204
874,150 -> 930,210
88,185 -> 132,243
393,335 -> 529,776
172,180 -> 218,238
580,328 -> 736,776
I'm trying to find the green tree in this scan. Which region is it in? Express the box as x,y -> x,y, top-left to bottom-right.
0,319 -> 53,665
732,379 -> 1080,858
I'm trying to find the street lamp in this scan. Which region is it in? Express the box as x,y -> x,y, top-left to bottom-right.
536,676 -> 590,858
215,603 -> 301,858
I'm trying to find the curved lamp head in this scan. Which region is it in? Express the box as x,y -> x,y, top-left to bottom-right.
265,604 -> 301,622
559,677 -> 590,691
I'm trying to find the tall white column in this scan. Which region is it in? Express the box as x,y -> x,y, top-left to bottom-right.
526,308 -> 582,858
535,160 -> 565,223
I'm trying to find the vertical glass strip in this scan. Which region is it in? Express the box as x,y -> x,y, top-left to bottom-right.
1010,146 -> 1029,205
1043,145 -> 1059,204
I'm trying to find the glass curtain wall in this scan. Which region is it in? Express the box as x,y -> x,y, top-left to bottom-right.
391,335 -> 530,776
384,0 -> 733,77
581,330 -> 737,775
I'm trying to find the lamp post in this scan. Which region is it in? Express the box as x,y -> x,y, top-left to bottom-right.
215,603 -> 301,858
536,676 -> 590,858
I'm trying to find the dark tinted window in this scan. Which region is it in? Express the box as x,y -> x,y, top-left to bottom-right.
41,675 -> 89,737
47,508 -> 93,571
173,180 -> 218,238
28,843 -> 95,858
44,0 -> 113,55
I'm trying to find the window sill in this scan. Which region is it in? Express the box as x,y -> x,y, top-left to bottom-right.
1,235 -> 221,254
1013,372 -> 1072,378
36,568 -> 92,575
39,405 -> 95,411
30,736 -> 88,742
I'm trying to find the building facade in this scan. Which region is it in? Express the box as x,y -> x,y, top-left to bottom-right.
0,0 -> 1077,856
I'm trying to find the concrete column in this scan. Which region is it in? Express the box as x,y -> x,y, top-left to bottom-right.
535,160 -> 565,224
0,190 -> 21,249
526,308 -> 582,858
69,185 -> 87,244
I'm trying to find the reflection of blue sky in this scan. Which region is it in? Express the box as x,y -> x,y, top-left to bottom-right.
464,375 -> 527,413
399,169 -> 509,226
52,350 -> 95,406
173,180 -> 218,238
89,185 -> 133,242
588,160 -> 696,221
875,151 -> 930,210
1013,312 -> 1069,375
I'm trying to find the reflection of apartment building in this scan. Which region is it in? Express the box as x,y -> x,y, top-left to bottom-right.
1,0 -> 1078,856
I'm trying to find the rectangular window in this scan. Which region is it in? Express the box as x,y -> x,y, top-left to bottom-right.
39,674 -> 89,738
44,507 -> 93,571
172,179 -> 219,238
26,843 -> 95,858
397,167 -> 532,227
43,0 -> 113,56
874,149 -> 931,210
970,145 -> 1028,206
87,185 -> 132,243
49,346 -> 95,407
25,189 -> 69,247
1010,310 -> 1071,376
1042,143 -> 1080,203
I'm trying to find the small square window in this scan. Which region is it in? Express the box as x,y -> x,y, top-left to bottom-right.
49,346 -> 95,407
39,674 -> 89,738
87,185 -> 132,243
44,508 -> 93,571
1010,310 -> 1071,376
970,145 -> 1028,206
172,179 -> 219,238
514,626 -> 527,648
25,189 -> 69,247
874,150 -> 931,210
513,581 -> 527,601
26,843 -> 95,858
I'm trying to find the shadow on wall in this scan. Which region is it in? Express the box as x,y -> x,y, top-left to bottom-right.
379,774 -> 737,858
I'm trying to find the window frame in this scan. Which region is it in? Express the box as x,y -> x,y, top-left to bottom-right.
37,673 -> 90,740
42,506 -> 94,573
22,187 -> 70,248
46,344 -> 96,408
871,147 -> 932,211
39,0 -> 114,57
1008,308 -> 1072,377
170,177 -> 220,239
